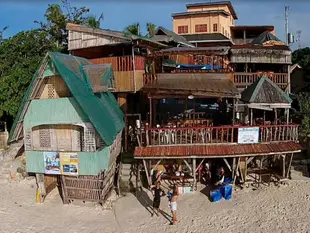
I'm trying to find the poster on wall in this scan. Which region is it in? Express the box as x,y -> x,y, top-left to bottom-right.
44,152 -> 61,174
238,127 -> 259,144
60,152 -> 79,176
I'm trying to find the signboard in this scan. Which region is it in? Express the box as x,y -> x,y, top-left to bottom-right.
60,152 -> 79,176
44,152 -> 61,175
238,127 -> 259,144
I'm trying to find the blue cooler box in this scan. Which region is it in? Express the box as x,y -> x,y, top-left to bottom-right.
210,189 -> 222,202
220,184 -> 232,200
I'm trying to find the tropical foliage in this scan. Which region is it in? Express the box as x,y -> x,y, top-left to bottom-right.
0,1 -> 101,127
124,22 -> 156,38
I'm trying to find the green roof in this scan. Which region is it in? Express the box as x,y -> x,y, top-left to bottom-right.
9,52 -> 124,146
241,77 -> 292,104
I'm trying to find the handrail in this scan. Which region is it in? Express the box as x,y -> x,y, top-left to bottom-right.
136,124 -> 299,146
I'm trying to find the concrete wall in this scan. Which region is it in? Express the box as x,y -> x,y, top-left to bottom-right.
173,4 -> 234,38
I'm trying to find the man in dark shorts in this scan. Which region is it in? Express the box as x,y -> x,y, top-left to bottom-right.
151,181 -> 165,217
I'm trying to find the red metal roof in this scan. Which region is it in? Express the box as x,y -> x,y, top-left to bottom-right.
134,142 -> 302,158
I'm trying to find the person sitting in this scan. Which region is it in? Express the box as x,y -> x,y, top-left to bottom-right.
214,167 -> 225,186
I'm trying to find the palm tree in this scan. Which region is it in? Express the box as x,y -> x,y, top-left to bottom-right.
83,13 -> 104,29
146,23 -> 156,37
124,23 -> 140,36
124,23 -> 156,37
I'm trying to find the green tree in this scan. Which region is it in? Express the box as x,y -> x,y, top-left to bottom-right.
292,47 -> 310,78
0,26 -> 8,43
35,0 -> 102,52
297,92 -> 310,139
124,23 -> 140,36
0,30 -> 58,119
146,23 -> 156,37
124,22 -> 156,37
83,14 -> 104,29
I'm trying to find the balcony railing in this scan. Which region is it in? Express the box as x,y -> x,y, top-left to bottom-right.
233,72 -> 288,89
137,124 -> 299,146
90,56 -> 145,71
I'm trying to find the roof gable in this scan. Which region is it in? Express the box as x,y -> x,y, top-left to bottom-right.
241,77 -> 292,104
9,52 -> 124,146
152,26 -> 194,47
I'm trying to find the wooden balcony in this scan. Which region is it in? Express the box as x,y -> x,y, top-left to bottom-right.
233,72 -> 288,90
137,124 -> 299,147
90,56 -> 145,92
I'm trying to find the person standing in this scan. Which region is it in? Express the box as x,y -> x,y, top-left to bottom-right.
151,181 -> 165,217
169,185 -> 179,225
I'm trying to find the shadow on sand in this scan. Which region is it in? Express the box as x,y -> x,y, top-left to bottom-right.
135,187 -> 172,223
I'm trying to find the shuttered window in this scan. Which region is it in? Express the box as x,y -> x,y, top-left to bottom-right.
213,24 -> 218,32
178,25 -> 188,34
195,24 -> 208,33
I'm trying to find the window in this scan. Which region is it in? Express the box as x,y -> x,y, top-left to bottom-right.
222,27 -> 224,34
178,25 -> 188,34
213,24 -> 218,32
195,24 -> 208,33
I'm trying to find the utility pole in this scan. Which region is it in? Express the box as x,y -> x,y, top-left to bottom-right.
285,5 -> 289,45
296,30 -> 302,49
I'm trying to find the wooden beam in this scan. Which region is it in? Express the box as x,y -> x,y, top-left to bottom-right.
246,157 -> 255,165
153,159 -> 162,171
183,159 -> 192,172
195,158 -> 205,173
223,158 -> 232,172
143,159 -> 151,188
233,157 -> 240,185
149,97 -> 153,127
282,154 -> 286,178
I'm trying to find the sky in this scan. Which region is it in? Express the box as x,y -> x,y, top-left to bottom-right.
0,0 -> 309,51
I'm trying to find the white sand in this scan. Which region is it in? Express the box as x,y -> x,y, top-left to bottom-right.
1,176 -> 310,233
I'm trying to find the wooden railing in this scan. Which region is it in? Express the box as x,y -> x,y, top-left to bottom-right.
233,72 -> 288,89
90,56 -> 145,71
137,124 -> 299,146
143,73 -> 157,85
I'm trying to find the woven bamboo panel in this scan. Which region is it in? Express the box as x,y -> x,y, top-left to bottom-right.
40,76 -> 71,99
62,163 -> 116,203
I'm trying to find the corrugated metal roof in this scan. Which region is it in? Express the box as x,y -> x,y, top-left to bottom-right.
134,142 -> 302,158
155,46 -> 230,55
143,73 -> 240,98
183,33 -> 230,42
241,77 -> 292,104
152,27 -> 194,48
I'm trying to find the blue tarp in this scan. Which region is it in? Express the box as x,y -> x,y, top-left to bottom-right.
176,64 -> 223,71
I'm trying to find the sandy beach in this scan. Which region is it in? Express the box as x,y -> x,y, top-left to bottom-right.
0,176 -> 310,233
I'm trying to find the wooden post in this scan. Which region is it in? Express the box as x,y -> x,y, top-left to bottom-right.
118,93 -> 128,152
153,99 -> 157,126
263,110 -> 266,122
250,108 -> 253,126
286,108 -> 290,124
274,108 -> 278,124
193,158 -> 197,191
282,154 -> 286,178
232,99 -> 236,125
286,153 -> 293,178
136,162 -> 141,195
149,97 -> 153,127
143,159 -> 151,188
35,173 -> 46,203
233,157 -> 240,185
232,158 -> 236,179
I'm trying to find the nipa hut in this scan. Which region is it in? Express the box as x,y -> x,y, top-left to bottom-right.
9,52 -> 125,204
